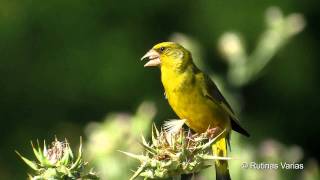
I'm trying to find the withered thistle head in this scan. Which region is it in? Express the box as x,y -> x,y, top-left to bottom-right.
122,125 -> 230,179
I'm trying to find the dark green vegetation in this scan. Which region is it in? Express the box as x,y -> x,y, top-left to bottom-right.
0,0 -> 319,179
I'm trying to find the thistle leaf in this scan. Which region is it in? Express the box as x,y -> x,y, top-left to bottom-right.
70,138 -> 83,170
141,134 -> 148,146
129,162 -> 147,180
119,150 -> 148,162
15,151 -> 39,171
139,141 -> 156,155
151,126 -> 158,146
153,123 -> 159,137
200,154 -> 233,161
60,146 -> 70,165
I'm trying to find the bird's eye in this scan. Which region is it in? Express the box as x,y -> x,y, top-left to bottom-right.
160,47 -> 165,52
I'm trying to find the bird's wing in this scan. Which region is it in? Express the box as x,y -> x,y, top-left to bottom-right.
200,73 -> 250,137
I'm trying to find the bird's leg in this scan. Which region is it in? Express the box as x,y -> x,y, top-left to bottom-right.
186,129 -> 195,142
206,126 -> 223,139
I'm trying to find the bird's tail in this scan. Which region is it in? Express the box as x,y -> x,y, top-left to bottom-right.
212,136 -> 231,180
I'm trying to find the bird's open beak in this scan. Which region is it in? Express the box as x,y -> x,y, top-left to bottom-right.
141,49 -> 161,67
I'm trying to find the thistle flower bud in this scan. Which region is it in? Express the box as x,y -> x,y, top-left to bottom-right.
218,32 -> 246,63
16,137 -> 99,180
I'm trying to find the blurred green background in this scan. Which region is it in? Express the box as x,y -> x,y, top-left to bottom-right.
0,0 -> 319,179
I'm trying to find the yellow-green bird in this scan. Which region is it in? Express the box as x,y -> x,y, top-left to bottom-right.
141,42 -> 250,180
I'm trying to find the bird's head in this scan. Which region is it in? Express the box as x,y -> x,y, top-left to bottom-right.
141,42 -> 192,71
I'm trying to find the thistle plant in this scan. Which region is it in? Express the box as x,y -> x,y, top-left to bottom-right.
16,138 -> 98,180
218,6 -> 306,87
122,125 -> 231,180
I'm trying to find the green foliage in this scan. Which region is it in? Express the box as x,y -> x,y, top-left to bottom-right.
218,7 -> 306,86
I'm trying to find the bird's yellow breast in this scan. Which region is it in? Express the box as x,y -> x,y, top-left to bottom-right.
161,66 -> 229,133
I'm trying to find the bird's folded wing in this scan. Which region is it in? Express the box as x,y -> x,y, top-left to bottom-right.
200,73 -> 250,137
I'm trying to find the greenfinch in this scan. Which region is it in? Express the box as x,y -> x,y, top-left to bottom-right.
142,42 -> 249,180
